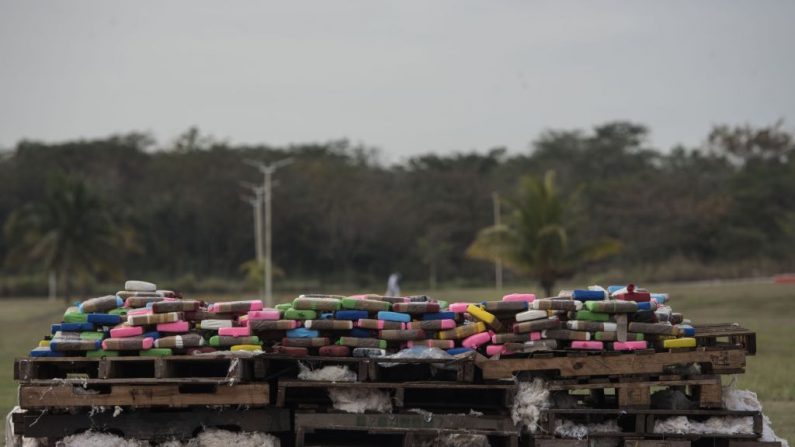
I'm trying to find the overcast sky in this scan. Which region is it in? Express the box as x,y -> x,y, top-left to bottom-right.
1,1 -> 793,160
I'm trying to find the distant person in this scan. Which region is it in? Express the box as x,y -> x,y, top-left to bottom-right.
386,273 -> 401,297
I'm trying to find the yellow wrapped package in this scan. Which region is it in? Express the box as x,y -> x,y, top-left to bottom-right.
662,337 -> 696,348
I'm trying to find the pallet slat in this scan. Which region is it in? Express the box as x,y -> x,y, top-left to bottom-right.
18,383 -> 269,408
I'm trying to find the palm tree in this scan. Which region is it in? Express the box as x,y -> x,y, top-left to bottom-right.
4,176 -> 136,301
467,171 -> 620,297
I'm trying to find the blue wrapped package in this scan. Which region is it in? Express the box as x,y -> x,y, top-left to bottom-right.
349,328 -> 374,338
572,290 -> 606,301
142,331 -> 161,340
377,311 -> 411,322
335,310 -> 369,320
87,313 -> 123,325
52,322 -> 94,333
318,312 -> 334,320
651,293 -> 668,304
676,324 -> 696,336
30,347 -> 58,357
446,347 -> 473,355
286,328 -> 320,338
422,312 -> 456,321
607,285 -> 626,294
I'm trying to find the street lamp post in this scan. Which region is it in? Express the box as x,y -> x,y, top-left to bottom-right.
244,157 -> 294,307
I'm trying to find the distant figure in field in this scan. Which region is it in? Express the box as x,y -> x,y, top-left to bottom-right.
386,273 -> 401,297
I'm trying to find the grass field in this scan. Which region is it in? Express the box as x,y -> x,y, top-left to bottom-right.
1,281 -> 793,442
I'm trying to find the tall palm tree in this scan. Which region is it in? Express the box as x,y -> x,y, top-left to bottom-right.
467,171 -> 620,297
4,176 -> 135,301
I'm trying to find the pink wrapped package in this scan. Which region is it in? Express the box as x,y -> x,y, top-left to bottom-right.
109,326 -> 143,338
613,341 -> 648,351
448,303 -> 470,313
486,344 -> 514,356
247,310 -> 281,321
219,326 -> 251,337
502,293 -> 536,303
127,308 -> 152,316
462,331 -> 491,348
157,321 -> 190,333
571,341 -> 604,350
356,319 -> 405,330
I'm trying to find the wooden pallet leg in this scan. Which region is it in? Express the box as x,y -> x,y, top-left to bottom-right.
696,383 -> 723,408
618,385 -> 650,408
295,427 -> 306,447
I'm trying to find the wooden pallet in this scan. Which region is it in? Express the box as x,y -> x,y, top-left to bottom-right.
261,353 -> 476,382
539,408 -> 763,438
479,347 -> 746,380
294,412 -> 520,447
548,374 -> 724,409
276,378 -> 515,412
692,323 -> 757,355
10,406 -> 291,441
14,355 -> 261,383
18,382 -> 269,409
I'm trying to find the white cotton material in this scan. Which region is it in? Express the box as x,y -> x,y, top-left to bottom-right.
412,433 -> 491,447
722,386 -> 763,411
511,378 -> 549,433
554,419 -> 621,439
184,428 -> 280,447
57,431 -> 147,447
125,280 -> 157,292
516,310 -> 547,322
297,363 -> 357,382
722,387 -> 789,447
328,388 -> 392,414
55,429 -> 281,447
653,416 -> 754,435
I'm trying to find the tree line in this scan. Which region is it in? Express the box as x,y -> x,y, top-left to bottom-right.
1,121 -> 793,297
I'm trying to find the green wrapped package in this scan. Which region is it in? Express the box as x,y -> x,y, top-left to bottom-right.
80,332 -> 105,340
585,300 -> 638,313
337,336 -> 387,349
140,348 -> 173,357
341,297 -> 391,312
209,335 -> 261,347
283,309 -> 317,320
63,309 -> 88,323
108,308 -> 129,317
87,350 -> 120,358
571,310 -> 611,322
275,303 -> 292,311
292,297 -> 342,312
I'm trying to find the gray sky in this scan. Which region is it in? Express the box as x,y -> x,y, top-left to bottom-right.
1,1 -> 793,160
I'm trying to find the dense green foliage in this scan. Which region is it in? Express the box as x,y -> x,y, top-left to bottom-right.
1,121 -> 793,295
467,171 -> 621,296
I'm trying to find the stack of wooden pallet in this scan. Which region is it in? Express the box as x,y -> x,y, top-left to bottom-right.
10,321 -> 782,447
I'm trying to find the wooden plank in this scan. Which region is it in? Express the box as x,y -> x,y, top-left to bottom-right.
625,441 -> 690,447
294,412 -> 518,433
19,383 -> 269,408
618,385 -> 651,408
481,348 -> 746,379
728,442 -> 783,447
15,407 -> 291,439
547,376 -> 721,390
696,383 -> 723,409
535,440 -> 587,447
